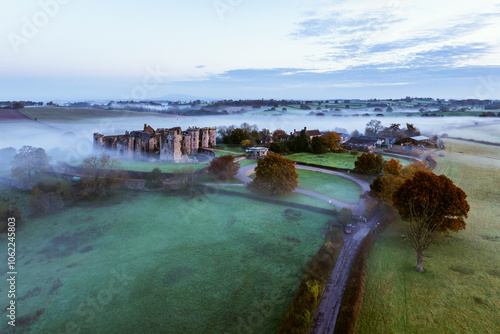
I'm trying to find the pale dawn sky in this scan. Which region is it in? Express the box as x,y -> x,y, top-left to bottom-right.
0,0 -> 499,100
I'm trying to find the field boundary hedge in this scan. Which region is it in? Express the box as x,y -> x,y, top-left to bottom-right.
52,164 -> 208,181
447,136 -> 500,147
278,230 -> 343,334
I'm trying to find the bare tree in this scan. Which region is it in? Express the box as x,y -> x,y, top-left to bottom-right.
78,154 -> 127,199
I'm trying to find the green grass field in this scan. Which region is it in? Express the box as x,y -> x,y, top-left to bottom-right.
69,159 -> 207,173
214,144 -> 246,153
0,189 -> 336,333
287,152 -> 412,169
195,173 -> 244,184
356,138 -> 500,333
296,169 -> 362,204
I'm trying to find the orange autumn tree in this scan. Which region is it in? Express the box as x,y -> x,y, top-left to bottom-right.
321,131 -> 342,152
248,153 -> 298,195
383,158 -> 403,176
272,129 -> 288,142
392,171 -> 470,272
370,160 -> 430,206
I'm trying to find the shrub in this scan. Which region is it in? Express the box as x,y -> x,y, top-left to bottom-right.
29,180 -> 73,217
0,204 -> 23,234
144,168 -> 163,189
208,155 -> 240,181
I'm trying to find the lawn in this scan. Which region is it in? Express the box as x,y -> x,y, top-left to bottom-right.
296,169 -> 362,204
195,172 -> 243,184
356,138 -> 500,333
214,144 -> 246,154
286,152 -> 412,169
69,159 -> 207,173
214,150 -> 241,157
0,189 -> 336,333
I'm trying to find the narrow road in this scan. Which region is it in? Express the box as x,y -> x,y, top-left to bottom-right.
309,212 -> 382,334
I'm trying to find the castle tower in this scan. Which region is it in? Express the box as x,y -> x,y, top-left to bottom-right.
200,128 -> 210,147
187,127 -> 200,153
159,127 -> 182,161
208,127 -> 217,147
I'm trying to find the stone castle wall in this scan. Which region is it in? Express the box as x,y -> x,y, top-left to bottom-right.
93,124 -> 217,162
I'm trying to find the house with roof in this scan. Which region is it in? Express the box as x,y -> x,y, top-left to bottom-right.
342,136 -> 378,152
291,127 -> 322,140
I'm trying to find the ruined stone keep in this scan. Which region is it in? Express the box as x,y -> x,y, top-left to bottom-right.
94,124 -> 217,161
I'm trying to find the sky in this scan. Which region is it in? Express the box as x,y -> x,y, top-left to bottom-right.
0,0 -> 499,101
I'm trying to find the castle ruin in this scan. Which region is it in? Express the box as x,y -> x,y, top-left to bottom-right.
93,124 -> 217,162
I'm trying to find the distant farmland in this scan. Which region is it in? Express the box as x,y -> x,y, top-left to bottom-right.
18,107 -> 156,121
0,108 -> 31,121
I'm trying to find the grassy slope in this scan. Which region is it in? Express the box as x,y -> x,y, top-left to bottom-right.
195,173 -> 244,184
287,152 -> 412,169
19,107 -> 146,121
296,169 -> 362,204
356,138 -> 500,333
0,190 -> 336,333
444,122 -> 500,143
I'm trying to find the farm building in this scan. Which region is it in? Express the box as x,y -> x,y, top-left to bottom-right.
410,135 -> 430,144
342,136 -> 378,152
246,147 -> 269,159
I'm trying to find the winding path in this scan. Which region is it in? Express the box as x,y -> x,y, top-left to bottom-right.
235,164 -> 370,213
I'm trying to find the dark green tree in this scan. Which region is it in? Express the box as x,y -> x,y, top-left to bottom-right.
311,136 -> 327,154
354,153 -> 384,174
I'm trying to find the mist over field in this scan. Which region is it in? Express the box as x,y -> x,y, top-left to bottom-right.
1,112 -> 498,164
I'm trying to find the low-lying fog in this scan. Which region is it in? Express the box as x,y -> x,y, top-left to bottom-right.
1,113 -> 499,165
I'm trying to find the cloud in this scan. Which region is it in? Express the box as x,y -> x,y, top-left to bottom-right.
290,2 -> 500,71
195,65 -> 206,69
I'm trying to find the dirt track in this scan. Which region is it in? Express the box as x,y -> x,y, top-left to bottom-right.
309,212 -> 382,334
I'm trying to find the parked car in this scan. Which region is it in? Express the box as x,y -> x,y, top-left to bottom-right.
351,215 -> 367,223
345,224 -> 352,234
